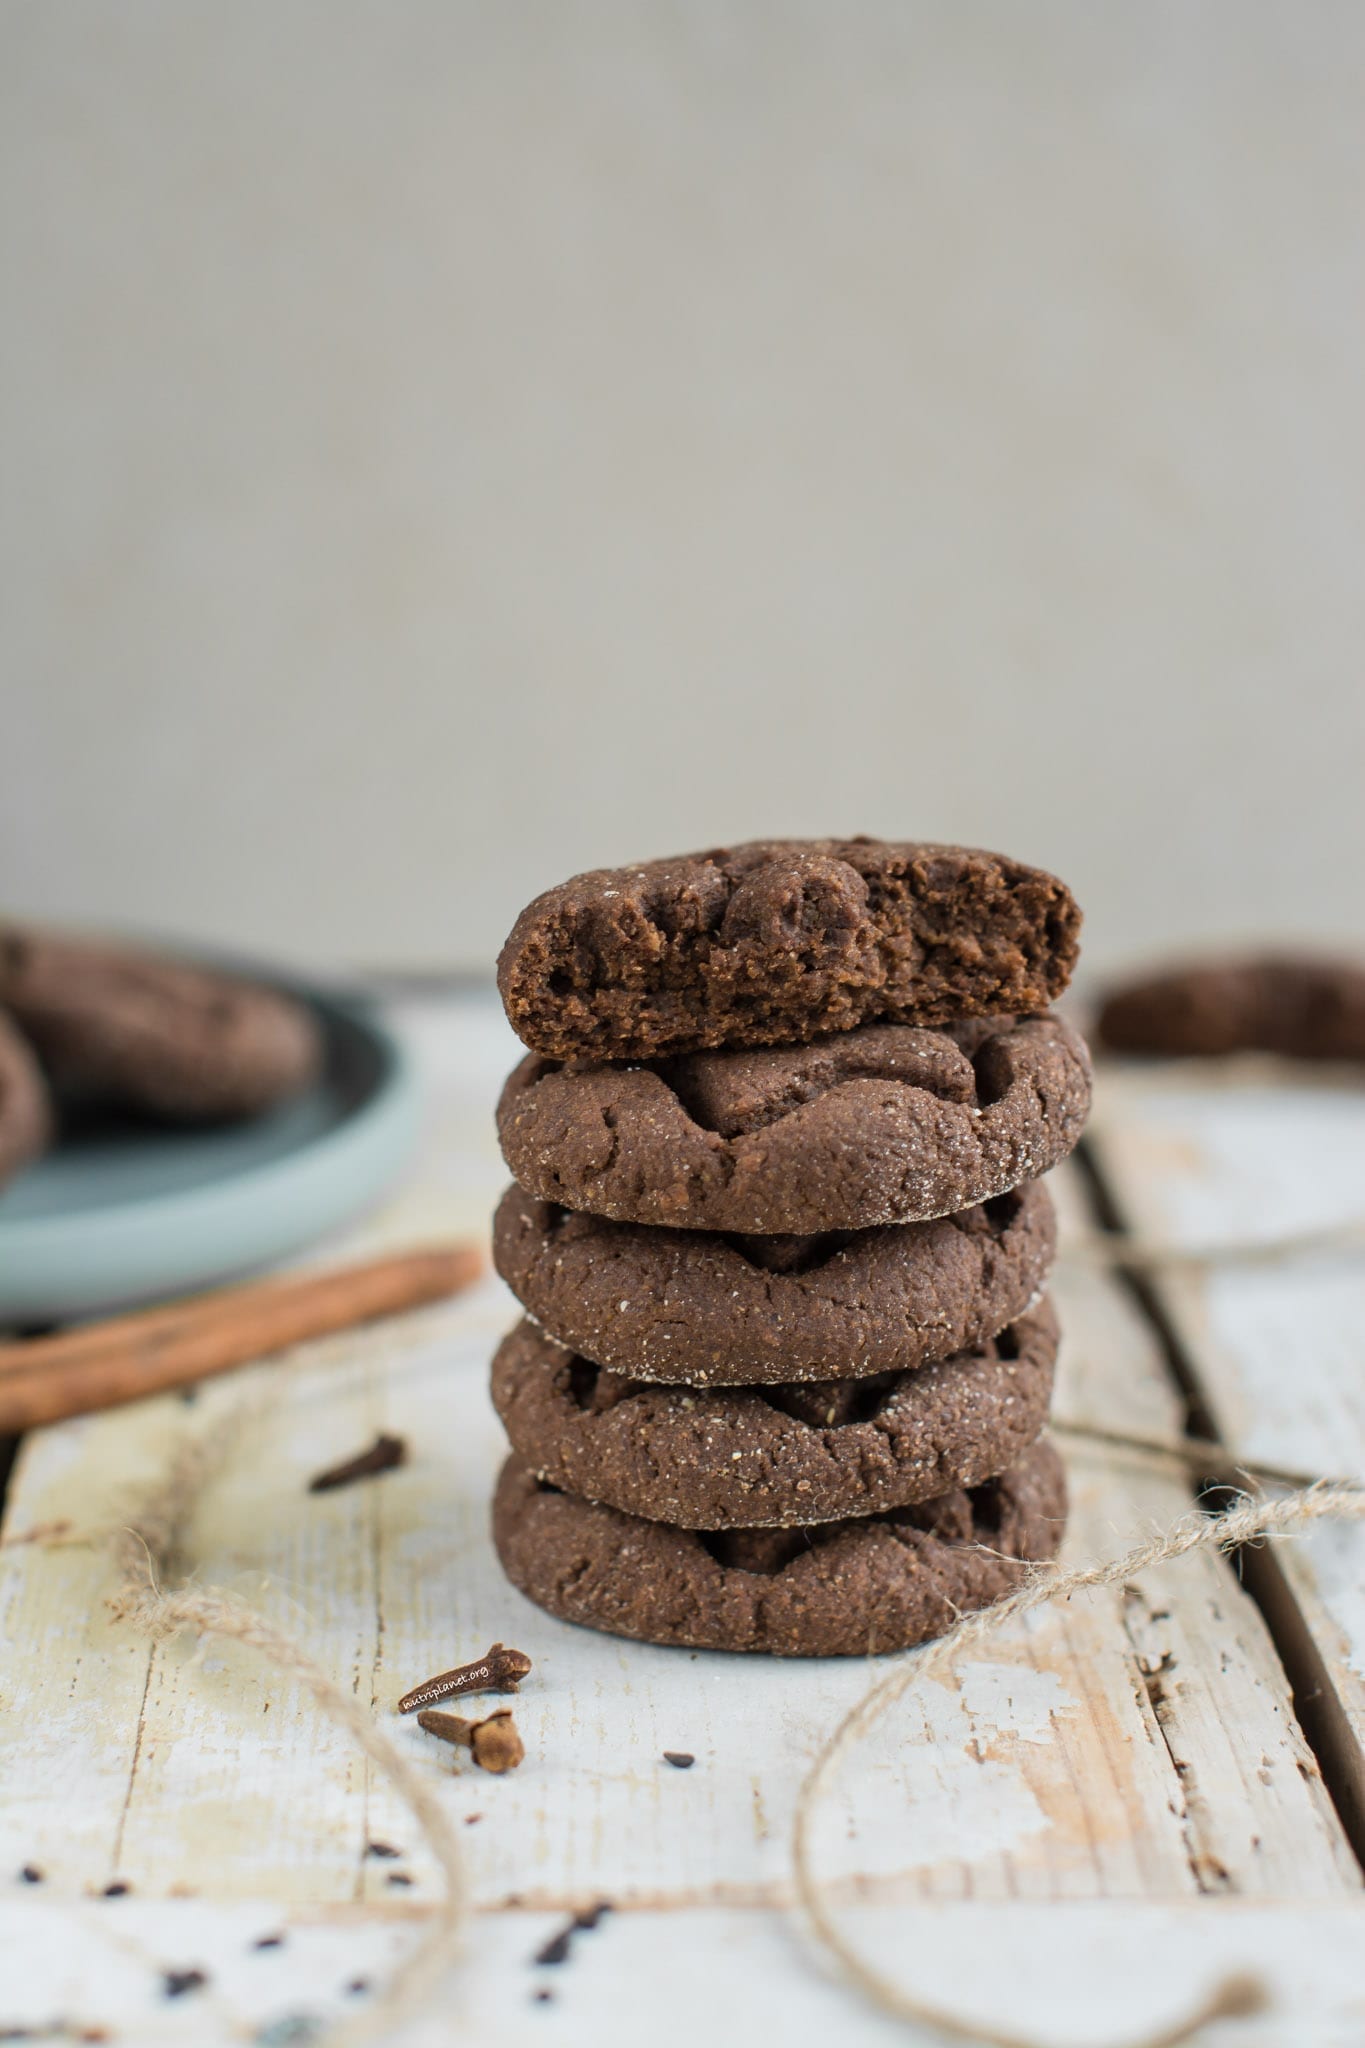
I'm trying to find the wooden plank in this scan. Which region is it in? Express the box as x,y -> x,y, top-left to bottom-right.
1047,1156 -> 1187,1448
24,1318 -> 1356,1909
4,1897 -> 1365,2048
1087,1061 -> 1365,1841
3,998 -> 1362,2042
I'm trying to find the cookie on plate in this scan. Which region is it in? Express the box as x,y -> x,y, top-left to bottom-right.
497,1015 -> 1091,1233
0,924 -> 321,1122
1097,956 -> 1365,1063
492,1437 -> 1066,1656
499,839 -> 1081,1061
491,1300 -> 1058,1528
0,1009 -> 52,1191
493,1178 -> 1055,1385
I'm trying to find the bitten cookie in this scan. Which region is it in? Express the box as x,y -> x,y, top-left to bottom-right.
0,925 -> 322,1122
492,1438 -> 1067,1656
0,1010 -> 51,1191
493,1178 -> 1055,1384
497,1015 -> 1091,1233
491,1300 -> 1058,1528
499,838 -> 1081,1061
1097,956 -> 1365,1063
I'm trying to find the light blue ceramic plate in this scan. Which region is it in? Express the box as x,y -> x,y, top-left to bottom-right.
0,986 -> 419,1324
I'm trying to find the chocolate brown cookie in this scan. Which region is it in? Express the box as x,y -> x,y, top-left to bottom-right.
491,1300 -> 1058,1528
0,924 -> 322,1122
499,839 -> 1081,1061
493,1178 -> 1055,1384
1097,955 -> 1365,1063
491,1438 -> 1066,1656
497,1014 -> 1091,1233
0,1010 -> 51,1190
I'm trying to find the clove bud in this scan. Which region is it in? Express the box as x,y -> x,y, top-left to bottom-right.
417,1707 -> 525,1773
397,1642 -> 532,1715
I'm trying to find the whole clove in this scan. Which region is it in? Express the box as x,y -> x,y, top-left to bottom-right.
308,1433 -> 407,1493
398,1642 -> 531,1714
417,1706 -> 525,1773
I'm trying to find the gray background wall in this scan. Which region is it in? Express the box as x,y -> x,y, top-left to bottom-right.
4,3 -> 1363,979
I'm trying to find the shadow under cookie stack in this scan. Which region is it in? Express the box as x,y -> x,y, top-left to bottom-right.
488,839 -> 1091,1658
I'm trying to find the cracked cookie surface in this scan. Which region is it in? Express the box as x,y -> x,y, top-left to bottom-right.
0,1009 -> 51,1189
0,924 -> 322,1122
499,838 -> 1080,1061
492,1437 -> 1067,1655
491,1300 -> 1058,1528
493,1178 -> 1055,1384
497,1014 -> 1091,1232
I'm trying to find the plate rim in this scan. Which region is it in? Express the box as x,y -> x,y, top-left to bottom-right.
0,979 -> 421,1318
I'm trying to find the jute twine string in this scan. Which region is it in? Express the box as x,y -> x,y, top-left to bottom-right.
104,1427 -> 470,2048
792,1481 -> 1365,2048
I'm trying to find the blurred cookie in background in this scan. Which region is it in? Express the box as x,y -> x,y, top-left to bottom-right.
1095,955 -> 1365,1063
0,1008 -> 52,1190
0,923 -> 322,1123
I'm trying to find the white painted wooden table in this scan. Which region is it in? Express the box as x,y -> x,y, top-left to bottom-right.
3,993 -> 1365,2047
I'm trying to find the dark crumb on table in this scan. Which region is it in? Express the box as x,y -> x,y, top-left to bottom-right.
19,1864 -> 43,1884
534,1900 -> 613,1966
346,1979 -> 370,1997
465,1813 -> 484,1825
662,1752 -> 695,1769
534,1987 -> 555,2004
102,1880 -> 130,1897
385,1871 -> 413,1888
253,1932 -> 286,1950
364,1840 -> 401,1859
162,1967 -> 208,1998
535,1925 -> 574,1967
308,1433 -> 408,1493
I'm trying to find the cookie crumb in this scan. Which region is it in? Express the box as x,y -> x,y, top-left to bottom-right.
19,1864 -> 43,1884
254,1932 -> 286,1950
385,1871 -> 414,1889
662,1752 -> 695,1769
364,1840 -> 401,1859
162,1967 -> 208,1998
534,1900 -> 613,1966
346,1979 -> 370,1997
102,1880 -> 130,1897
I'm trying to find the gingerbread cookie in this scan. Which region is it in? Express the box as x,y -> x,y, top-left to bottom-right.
497,1015 -> 1091,1233
499,839 -> 1081,1061
493,1178 -> 1055,1385
0,1010 -> 51,1191
491,1300 -> 1058,1528
1097,955 -> 1365,1063
491,1438 -> 1066,1655
0,925 -> 322,1122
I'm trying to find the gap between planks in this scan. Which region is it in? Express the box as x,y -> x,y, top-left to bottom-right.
1074,1131 -> 1365,1884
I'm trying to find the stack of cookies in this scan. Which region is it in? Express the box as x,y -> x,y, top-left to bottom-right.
488,839 -> 1090,1658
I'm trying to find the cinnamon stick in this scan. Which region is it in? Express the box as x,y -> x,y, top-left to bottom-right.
0,1243 -> 482,1432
